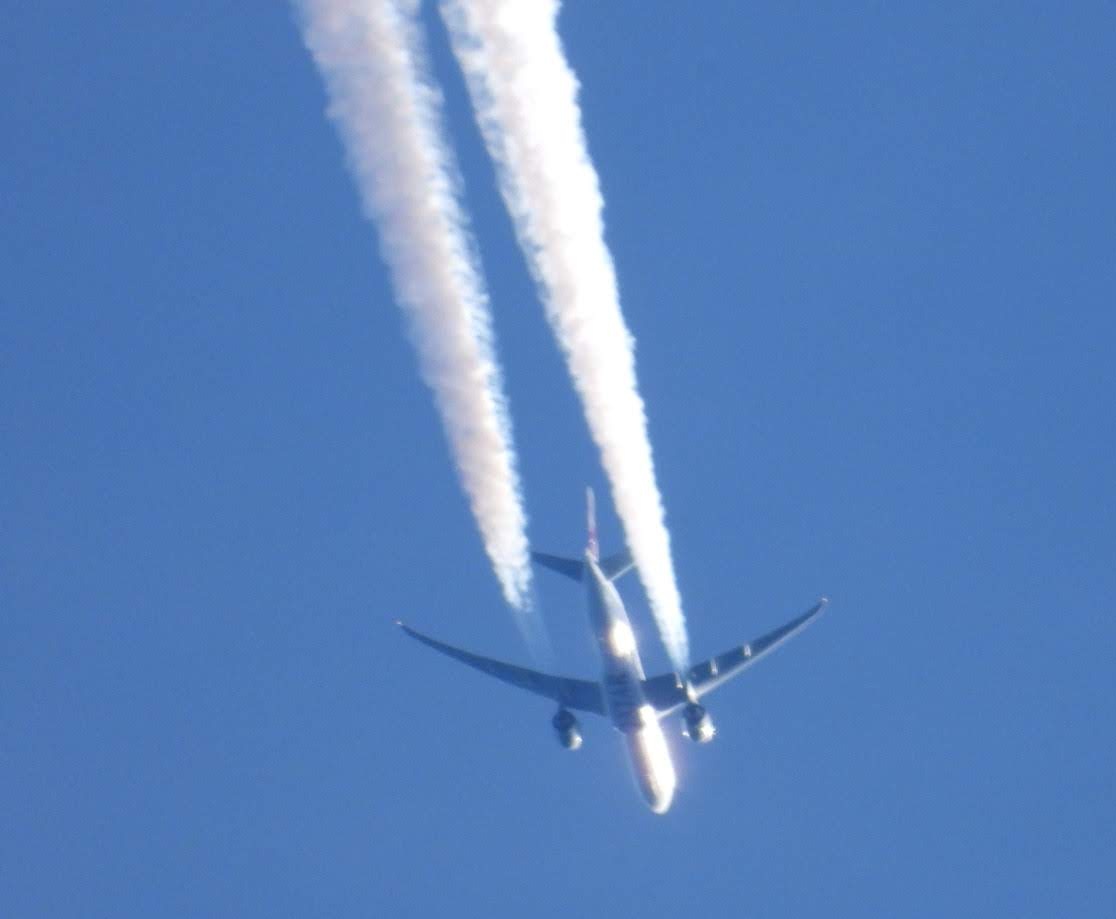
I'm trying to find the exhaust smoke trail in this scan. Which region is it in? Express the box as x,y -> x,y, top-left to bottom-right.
439,0 -> 690,671
296,0 -> 543,646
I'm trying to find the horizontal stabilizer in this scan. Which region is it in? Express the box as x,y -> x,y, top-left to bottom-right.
599,548 -> 635,581
531,551 -> 583,581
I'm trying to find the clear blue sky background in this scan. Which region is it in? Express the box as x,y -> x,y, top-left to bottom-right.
4,3 -> 1113,916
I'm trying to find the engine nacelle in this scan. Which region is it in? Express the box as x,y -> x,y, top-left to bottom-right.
682,702 -> 716,743
552,708 -> 583,750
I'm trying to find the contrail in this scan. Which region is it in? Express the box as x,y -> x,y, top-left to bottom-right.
295,0 -> 542,644
439,0 -> 690,671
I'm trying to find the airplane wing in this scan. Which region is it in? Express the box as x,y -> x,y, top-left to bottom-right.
397,622 -> 606,715
642,598 -> 829,714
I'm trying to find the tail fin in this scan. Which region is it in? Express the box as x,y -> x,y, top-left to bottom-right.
586,487 -> 598,561
584,487 -> 633,579
531,487 -> 637,583
529,486 -> 596,582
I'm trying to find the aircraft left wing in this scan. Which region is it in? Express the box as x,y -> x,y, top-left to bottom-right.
397,622 -> 606,715
642,598 -> 829,714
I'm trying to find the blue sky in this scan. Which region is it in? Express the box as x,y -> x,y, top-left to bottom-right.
3,2 -> 1114,916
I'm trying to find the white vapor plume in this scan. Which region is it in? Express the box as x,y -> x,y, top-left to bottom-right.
296,0 -> 540,638
439,0 -> 690,670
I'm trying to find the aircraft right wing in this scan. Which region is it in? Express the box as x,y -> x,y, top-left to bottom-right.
642,598 -> 829,714
397,622 -> 606,715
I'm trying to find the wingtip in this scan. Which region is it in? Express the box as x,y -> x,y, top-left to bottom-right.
393,618 -> 405,628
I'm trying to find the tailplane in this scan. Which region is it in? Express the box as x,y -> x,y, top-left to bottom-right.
599,547 -> 634,581
531,551 -> 583,581
531,487 -> 635,583
531,548 -> 633,582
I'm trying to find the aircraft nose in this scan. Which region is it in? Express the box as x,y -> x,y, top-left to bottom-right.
644,786 -> 673,814
626,723 -> 677,815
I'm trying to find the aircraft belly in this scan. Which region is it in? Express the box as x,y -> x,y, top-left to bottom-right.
584,553 -> 677,811
623,712 -> 677,814
601,669 -> 637,726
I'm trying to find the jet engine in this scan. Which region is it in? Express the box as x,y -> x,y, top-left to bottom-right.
552,708 -> 583,750
682,702 -> 716,743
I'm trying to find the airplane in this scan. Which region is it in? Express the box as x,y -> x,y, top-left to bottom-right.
397,487 -> 829,814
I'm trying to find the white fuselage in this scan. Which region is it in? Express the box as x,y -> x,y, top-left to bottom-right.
583,554 -> 676,813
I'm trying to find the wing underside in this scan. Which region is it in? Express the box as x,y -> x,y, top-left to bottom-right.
397,623 -> 606,715
642,598 -> 829,714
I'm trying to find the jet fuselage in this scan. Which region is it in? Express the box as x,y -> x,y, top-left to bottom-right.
583,553 -> 676,813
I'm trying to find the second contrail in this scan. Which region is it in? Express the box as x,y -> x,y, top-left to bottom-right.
440,0 -> 690,672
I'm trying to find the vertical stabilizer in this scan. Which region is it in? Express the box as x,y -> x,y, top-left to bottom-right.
586,487 -> 599,560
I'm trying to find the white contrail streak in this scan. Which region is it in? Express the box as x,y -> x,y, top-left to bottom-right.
439,1 -> 690,670
295,0 -> 540,637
